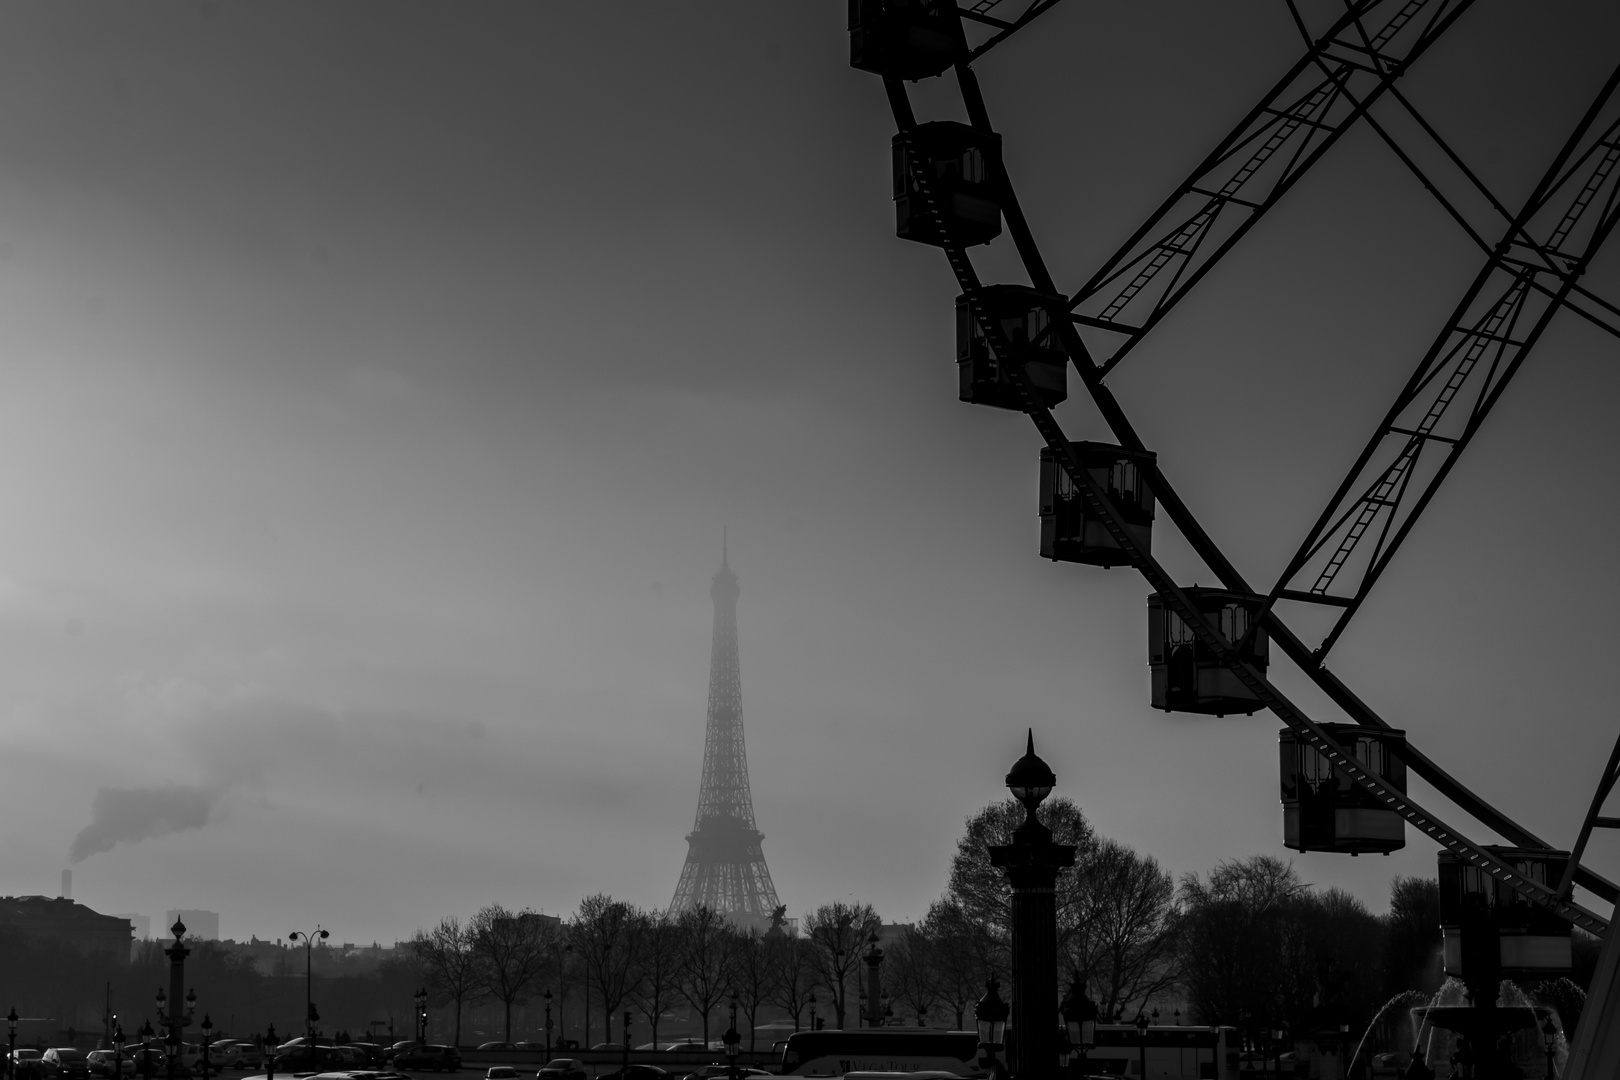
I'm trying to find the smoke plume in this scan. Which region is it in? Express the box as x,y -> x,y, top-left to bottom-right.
69,784 -> 221,863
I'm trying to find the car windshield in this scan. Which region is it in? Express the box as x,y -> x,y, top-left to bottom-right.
54,1051 -> 85,1061
543,1062 -> 577,1071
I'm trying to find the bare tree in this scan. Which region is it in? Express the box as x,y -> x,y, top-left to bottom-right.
627,912 -> 682,1049
946,796 -> 1097,959
572,895 -> 645,1046
888,924 -> 941,1027
766,932 -> 817,1031
803,902 -> 880,1029
411,916 -> 486,1047
1072,840 -> 1180,1019
728,927 -> 773,1050
675,906 -> 736,1045
470,904 -> 559,1044
920,899 -> 997,1028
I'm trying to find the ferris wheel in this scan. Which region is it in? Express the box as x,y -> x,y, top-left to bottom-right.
845,0 -> 1620,1059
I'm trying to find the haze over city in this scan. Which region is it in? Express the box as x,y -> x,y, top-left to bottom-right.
0,0 -> 1616,950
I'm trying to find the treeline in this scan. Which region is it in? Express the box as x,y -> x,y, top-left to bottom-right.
412,798 -> 1601,1053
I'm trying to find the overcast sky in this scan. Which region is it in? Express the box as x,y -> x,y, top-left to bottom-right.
1,1 -> 1617,947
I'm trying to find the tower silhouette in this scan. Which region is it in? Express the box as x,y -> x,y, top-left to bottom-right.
668,538 -> 781,920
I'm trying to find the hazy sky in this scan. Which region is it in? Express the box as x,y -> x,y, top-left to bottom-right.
1,2 -> 1617,946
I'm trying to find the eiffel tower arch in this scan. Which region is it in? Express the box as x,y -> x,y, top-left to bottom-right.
668,539 -> 782,922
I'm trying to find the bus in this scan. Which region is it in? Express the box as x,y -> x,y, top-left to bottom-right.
779,1030 -> 983,1077
1085,1025 -> 1239,1080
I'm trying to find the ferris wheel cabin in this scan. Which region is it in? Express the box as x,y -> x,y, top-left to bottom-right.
957,286 -> 1068,410
1438,848 -> 1572,984
848,0 -> 960,81
1147,589 -> 1268,716
1278,724 -> 1407,855
1038,442 -> 1156,566
893,122 -> 1003,248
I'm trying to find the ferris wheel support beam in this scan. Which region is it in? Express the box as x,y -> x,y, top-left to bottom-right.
1062,0 -> 1475,378
1263,61 -> 1620,659
938,51 -> 1620,909
878,24 -> 1620,919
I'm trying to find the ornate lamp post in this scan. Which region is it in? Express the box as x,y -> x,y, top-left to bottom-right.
112,1023 -> 125,1080
155,921 -> 194,1080
807,996 -> 818,1033
722,1000 -> 741,1080
1542,1017 -> 1558,1080
262,1025 -> 277,1080
8,1007 -> 17,1080
621,1012 -> 631,1078
1061,977 -> 1097,1078
288,928 -> 328,1070
137,1022 -> 154,1080
199,1016 -> 213,1080
989,732 -> 1076,1080
544,992 -> 553,1055
413,989 -> 427,1045
1135,1013 -> 1149,1080
975,980 -> 1009,1078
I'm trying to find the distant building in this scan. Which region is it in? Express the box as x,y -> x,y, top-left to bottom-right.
164,909 -> 219,940
115,914 -> 152,940
0,896 -> 132,961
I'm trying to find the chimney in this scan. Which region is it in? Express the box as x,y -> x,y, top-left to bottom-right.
60,869 -> 72,900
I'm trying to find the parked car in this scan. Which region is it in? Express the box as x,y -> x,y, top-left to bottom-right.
273,1047 -> 351,1072
42,1049 -> 90,1080
487,1069 -> 521,1080
13,1050 -> 44,1080
595,1067 -> 667,1080
476,1044 -> 515,1052
662,1044 -> 705,1054
343,1045 -> 388,1067
589,1045 -> 623,1053
536,1059 -> 586,1080
85,1051 -> 134,1079
392,1045 -> 461,1073
680,1067 -> 773,1080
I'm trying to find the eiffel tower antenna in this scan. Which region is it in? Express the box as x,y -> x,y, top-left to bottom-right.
668,538 -> 781,919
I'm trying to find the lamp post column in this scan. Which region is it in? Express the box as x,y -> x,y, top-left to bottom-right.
543,992 -> 552,1056
159,922 -> 192,1080
988,732 -> 1076,1080
10,1007 -> 20,1080
288,928 -> 328,1071
863,937 -> 884,1028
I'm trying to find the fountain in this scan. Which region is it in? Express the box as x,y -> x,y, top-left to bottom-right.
1408,978 -> 1566,1080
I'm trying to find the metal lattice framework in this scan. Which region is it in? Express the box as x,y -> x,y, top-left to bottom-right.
857,0 -> 1620,936
668,542 -> 782,919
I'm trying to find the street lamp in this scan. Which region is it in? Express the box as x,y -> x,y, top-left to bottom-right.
544,991 -> 553,1055
807,996 -> 817,1033
1135,1012 -> 1150,1080
1541,1017 -> 1558,1080
975,979 -> 1009,1077
288,927 -> 329,1071
1062,976 -> 1097,1078
154,922 -> 195,1080
989,732 -> 1077,1080
722,1000 -> 741,1080
112,1023 -> 126,1080
413,989 -> 427,1045
621,1012 -> 631,1079
199,1015 -> 212,1080
137,1022 -> 154,1080
8,1007 -> 17,1080
263,1025 -> 277,1080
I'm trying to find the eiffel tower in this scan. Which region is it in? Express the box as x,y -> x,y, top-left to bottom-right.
668,538 -> 782,921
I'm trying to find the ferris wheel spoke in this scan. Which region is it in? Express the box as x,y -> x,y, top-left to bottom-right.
1267,70 -> 1620,661
1067,0 -> 1472,378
